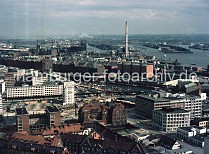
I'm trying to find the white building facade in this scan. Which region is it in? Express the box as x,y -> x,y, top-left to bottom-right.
63,81 -> 75,106
153,108 -> 190,132
7,84 -> 63,98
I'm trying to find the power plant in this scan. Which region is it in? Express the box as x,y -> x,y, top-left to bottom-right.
125,21 -> 129,56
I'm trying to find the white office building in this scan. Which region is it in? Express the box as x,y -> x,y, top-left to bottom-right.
7,84 -> 63,98
0,80 -> 5,94
63,81 -> 75,106
153,108 -> 190,132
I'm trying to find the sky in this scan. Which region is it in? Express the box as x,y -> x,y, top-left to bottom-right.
0,0 -> 209,38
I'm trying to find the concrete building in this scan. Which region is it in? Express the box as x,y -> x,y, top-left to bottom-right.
45,106 -> 61,127
153,108 -> 190,132
63,81 -> 75,106
135,93 -> 202,119
4,72 -> 16,88
16,106 -> 61,133
16,108 -> 30,132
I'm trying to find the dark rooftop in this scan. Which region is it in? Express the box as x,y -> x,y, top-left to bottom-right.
45,106 -> 60,113
178,126 -> 204,132
155,107 -> 189,114
16,108 -> 28,115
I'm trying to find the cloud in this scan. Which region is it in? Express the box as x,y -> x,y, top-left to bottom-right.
0,0 -> 208,37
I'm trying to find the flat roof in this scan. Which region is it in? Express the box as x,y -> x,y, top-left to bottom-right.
16,108 -> 28,115
45,106 -> 60,113
154,108 -> 189,114
136,94 -> 170,102
178,126 -> 204,132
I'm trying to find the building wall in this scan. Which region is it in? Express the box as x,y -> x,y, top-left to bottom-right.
17,115 -> 30,132
63,81 -> 75,106
0,80 -> 5,94
136,95 -> 202,119
4,72 -> 16,88
0,95 -> 2,115
153,111 -> 190,132
135,96 -> 168,118
7,84 -> 63,98
111,104 -> 127,126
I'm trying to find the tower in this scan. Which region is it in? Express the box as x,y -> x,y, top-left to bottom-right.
63,81 -> 75,106
125,21 -> 129,56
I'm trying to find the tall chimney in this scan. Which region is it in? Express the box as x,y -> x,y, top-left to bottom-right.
125,21 -> 129,56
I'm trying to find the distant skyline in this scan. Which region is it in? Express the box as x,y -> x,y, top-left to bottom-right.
0,0 -> 209,38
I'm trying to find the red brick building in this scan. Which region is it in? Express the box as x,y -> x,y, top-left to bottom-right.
78,102 -> 127,126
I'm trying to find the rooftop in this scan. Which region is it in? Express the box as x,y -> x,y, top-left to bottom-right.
45,106 -> 60,113
178,126 -> 205,132
136,93 -> 170,102
155,107 -> 189,114
16,108 -> 28,115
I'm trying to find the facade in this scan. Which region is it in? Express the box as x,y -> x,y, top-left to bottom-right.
136,93 -> 170,118
78,102 -> 127,126
63,81 -> 75,106
0,80 -> 5,94
191,118 -> 209,128
16,108 -> 30,132
7,84 -> 63,98
153,108 -> 190,132
0,95 -> 2,115
4,72 -> 16,88
6,82 -> 75,105
136,93 -> 202,119
16,106 -> 61,133
45,106 -> 62,127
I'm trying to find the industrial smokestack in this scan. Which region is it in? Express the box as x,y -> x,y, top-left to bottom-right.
125,21 -> 129,56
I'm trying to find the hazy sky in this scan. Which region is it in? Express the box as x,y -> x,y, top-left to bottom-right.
0,0 -> 209,38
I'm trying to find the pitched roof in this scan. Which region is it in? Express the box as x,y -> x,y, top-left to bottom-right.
42,124 -> 83,136
8,132 -> 68,153
81,137 -> 143,153
93,123 -> 133,142
160,135 -> 178,149
10,132 -> 53,145
60,133 -> 87,143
